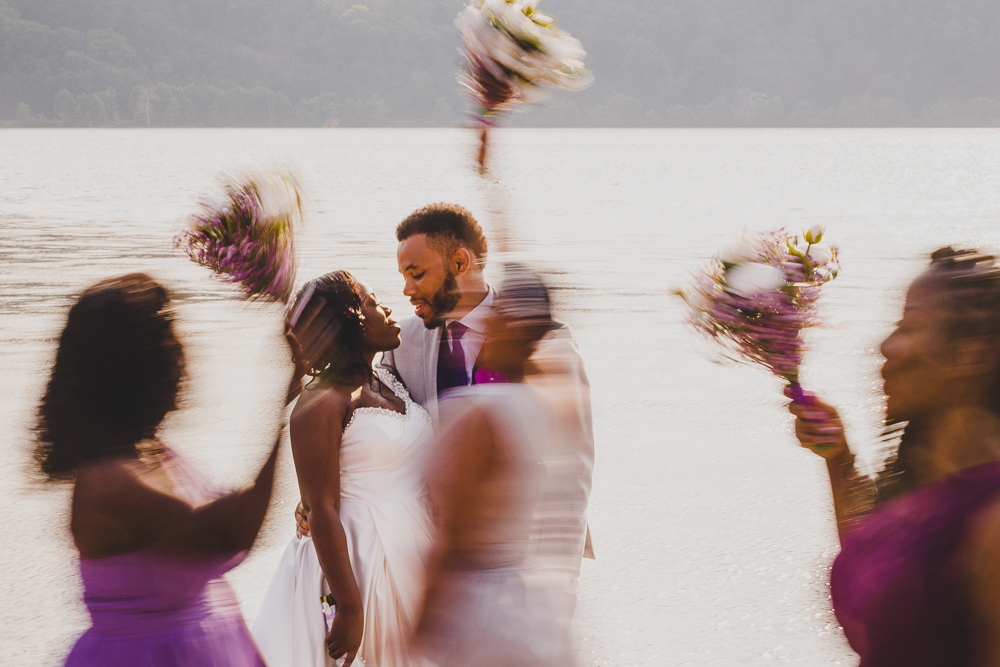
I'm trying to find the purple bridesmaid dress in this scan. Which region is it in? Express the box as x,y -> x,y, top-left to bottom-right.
64,449 -> 265,666
831,460 -> 1000,666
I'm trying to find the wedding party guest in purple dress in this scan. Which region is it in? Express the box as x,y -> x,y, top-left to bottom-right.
37,273 -> 321,666
787,248 -> 1000,667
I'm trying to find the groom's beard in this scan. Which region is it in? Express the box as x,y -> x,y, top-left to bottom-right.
424,270 -> 461,330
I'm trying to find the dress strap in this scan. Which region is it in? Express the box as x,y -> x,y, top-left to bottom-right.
375,366 -> 412,403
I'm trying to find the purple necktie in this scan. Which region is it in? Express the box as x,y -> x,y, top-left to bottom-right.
436,321 -> 469,394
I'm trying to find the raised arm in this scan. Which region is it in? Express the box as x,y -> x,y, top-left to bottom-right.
785,387 -> 877,543
289,389 -> 363,666
73,432 -> 281,558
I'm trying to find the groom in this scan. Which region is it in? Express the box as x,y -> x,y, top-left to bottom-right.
379,202 -> 498,423
381,203 -> 595,605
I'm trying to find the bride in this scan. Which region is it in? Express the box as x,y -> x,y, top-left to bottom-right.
253,271 -> 434,667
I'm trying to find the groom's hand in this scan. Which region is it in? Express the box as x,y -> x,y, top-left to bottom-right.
294,501 -> 311,538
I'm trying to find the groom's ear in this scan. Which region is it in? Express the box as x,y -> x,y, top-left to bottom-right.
452,247 -> 474,276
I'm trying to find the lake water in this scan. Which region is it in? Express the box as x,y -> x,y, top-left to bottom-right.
5,127 -> 1000,666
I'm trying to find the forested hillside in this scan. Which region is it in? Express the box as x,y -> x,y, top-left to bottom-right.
3,0 -> 1000,127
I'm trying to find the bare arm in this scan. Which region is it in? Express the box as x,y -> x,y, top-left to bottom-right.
72,296 -> 335,558
73,433 -> 281,558
785,387 -> 876,543
422,402 -> 494,596
289,388 -> 363,666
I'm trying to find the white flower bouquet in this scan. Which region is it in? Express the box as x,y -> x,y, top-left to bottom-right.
456,0 -> 593,169
678,226 -> 839,397
175,171 -> 302,302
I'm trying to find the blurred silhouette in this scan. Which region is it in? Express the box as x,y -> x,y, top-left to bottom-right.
524,315 -> 595,624
787,248 -> 1000,666
254,271 -> 434,667
37,273 -> 313,666
415,266 -> 577,667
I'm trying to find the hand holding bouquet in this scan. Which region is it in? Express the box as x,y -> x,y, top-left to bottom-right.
175,171 -> 301,302
679,226 -> 839,398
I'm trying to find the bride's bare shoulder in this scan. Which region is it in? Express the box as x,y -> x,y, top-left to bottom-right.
291,382 -> 352,423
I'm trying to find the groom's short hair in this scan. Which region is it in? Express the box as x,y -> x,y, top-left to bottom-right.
396,203 -> 488,261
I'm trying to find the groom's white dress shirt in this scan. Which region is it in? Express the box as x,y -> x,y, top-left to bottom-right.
443,288 -> 494,382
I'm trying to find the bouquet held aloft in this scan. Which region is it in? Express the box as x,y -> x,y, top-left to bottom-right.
456,0 -> 593,170
175,171 -> 302,302
679,226 -> 839,397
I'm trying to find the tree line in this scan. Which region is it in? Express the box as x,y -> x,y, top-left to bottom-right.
3,0 -> 1000,127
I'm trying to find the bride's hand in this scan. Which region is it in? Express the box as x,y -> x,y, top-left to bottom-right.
784,386 -> 849,460
326,605 -> 363,666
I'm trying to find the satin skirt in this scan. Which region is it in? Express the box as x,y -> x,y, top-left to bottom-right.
253,496 -> 432,667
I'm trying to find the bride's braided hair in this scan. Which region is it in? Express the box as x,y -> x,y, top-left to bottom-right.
876,247 -> 1000,501
293,271 -> 372,387
291,271 -> 396,404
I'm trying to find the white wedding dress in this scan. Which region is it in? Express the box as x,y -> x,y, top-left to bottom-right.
253,368 -> 435,667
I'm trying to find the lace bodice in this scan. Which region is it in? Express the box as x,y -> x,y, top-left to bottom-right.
338,367 -> 433,502
344,367 -> 430,432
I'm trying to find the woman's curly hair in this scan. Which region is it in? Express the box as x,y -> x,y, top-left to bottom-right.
292,271 -> 373,386
36,274 -> 185,479
876,247 -> 1000,501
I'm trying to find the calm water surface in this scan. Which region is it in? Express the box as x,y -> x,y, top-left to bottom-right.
5,128 -> 1000,665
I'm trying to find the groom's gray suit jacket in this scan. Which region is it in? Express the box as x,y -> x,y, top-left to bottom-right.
379,315 -> 445,423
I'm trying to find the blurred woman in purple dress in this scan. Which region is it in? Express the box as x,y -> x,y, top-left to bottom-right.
37,273 -> 321,666
788,248 -> 1000,666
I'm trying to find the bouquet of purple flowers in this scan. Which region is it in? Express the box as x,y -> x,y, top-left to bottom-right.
679,226 -> 839,396
456,0 -> 592,170
175,171 -> 302,302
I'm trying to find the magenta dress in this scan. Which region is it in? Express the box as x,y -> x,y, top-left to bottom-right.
831,460 -> 1000,666
64,449 -> 265,666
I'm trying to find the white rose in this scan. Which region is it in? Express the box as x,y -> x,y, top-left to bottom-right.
530,11 -> 554,27
724,262 -> 786,297
718,232 -> 760,264
803,224 -> 825,244
807,242 -> 833,264
253,174 -> 301,227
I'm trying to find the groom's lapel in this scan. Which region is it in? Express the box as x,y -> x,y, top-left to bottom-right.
424,324 -> 442,412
